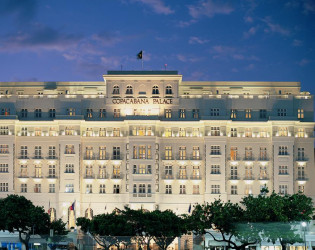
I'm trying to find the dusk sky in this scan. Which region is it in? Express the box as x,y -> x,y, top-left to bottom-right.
0,0 -> 314,93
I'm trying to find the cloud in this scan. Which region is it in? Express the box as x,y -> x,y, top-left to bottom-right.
132,0 -> 174,15
210,45 -> 260,62
262,17 -> 290,36
0,24 -> 82,52
292,39 -> 303,47
0,0 -> 37,24
177,54 -> 202,63
177,19 -> 197,28
188,36 -> 209,44
297,59 -> 310,66
245,63 -> 255,70
188,0 -> 234,19
303,0 -> 315,14
244,16 -> 253,23
243,26 -> 259,38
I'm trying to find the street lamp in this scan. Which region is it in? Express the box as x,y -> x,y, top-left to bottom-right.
301,222 -> 307,250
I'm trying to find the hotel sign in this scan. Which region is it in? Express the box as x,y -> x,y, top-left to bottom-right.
112,98 -> 173,105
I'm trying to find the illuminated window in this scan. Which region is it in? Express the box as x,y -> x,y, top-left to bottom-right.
245,109 -> 251,119
278,127 -> 288,136
165,146 -> 172,160
99,109 -> 106,118
179,128 -> 186,137
245,147 -> 252,160
231,109 -> 237,119
65,145 -> 75,154
99,128 -> 106,137
179,146 -> 186,160
165,128 -> 172,137
245,166 -> 253,179
298,109 -> 304,119
179,166 -> 187,179
35,127 -> 41,136
1,108 -> 10,116
113,166 -> 120,178
165,109 -> 172,118
20,165 -> 27,177
85,146 -> 93,160
67,108 -> 75,116
99,146 -> 106,160
114,109 -> 120,118
179,109 -> 186,119
297,128 -> 305,138
192,128 -> 199,137
86,109 -> 93,118
193,109 -> 199,119
259,166 -> 267,179
193,185 -> 200,194
113,128 -> 120,137
259,147 -> 267,160
192,166 -> 200,179
260,128 -> 267,138
245,128 -> 252,137
192,146 -> 200,160
99,165 -> 106,179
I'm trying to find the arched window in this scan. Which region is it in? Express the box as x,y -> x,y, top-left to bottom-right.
126,86 -> 133,95
166,86 -> 172,95
152,86 -> 159,95
85,208 -> 93,220
112,86 -> 120,95
48,208 -> 56,222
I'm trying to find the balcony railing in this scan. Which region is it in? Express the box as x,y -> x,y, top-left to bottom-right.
243,175 -> 255,180
177,174 -> 188,180
111,173 -> 123,179
162,174 -> 174,179
84,174 -> 95,179
97,173 -> 109,179
190,175 -> 202,180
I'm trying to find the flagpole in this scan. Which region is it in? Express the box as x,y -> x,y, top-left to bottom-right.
142,51 -> 144,70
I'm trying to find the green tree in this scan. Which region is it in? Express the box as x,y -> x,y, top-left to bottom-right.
148,210 -> 188,250
241,192 -> 314,250
189,200 -> 261,250
77,211 -> 134,250
0,195 -> 67,250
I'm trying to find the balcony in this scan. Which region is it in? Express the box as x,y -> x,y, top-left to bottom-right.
162,156 -> 174,161
258,175 -> 269,180
97,173 -> 109,179
111,173 -> 123,179
258,157 -> 269,162
296,157 -> 308,163
190,175 -> 202,180
84,155 -> 95,160
162,174 -> 174,180
133,193 -> 152,197
296,176 -> 308,181
46,156 -> 58,160
47,175 -> 58,179
243,176 -> 255,180
244,157 -> 254,162
228,176 -> 240,180
177,174 -> 188,180
84,174 -> 95,179
18,156 -> 29,159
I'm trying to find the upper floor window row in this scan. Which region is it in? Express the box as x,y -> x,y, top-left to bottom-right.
112,85 -> 173,96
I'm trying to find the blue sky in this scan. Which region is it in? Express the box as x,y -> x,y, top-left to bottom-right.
0,0 -> 314,93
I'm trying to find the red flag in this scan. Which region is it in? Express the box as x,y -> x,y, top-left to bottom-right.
70,201 -> 75,211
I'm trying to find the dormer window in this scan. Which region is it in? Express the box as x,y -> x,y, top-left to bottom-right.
152,86 -> 159,95
113,86 -> 120,95
166,86 -> 172,95
126,86 -> 133,95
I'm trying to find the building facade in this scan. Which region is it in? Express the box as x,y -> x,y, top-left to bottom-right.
0,71 -> 314,226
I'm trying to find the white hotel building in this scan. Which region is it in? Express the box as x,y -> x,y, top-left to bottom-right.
0,71 -> 314,226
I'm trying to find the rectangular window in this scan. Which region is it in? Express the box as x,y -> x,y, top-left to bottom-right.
179,185 -> 186,194
48,165 -> 56,178
210,146 -> 220,155
193,109 -> 199,119
65,145 -> 75,154
67,108 -> 75,116
34,184 -> 41,193
21,109 -> 28,118
113,147 -> 120,160
245,109 -> 251,119
48,146 -> 56,159
99,109 -> 106,118
0,126 -> 9,135
277,109 -> 287,117
165,165 -> 172,178
165,146 -> 172,160
20,165 -> 27,177
245,128 -> 252,137
34,146 -> 42,159
192,128 -> 199,137
164,128 -> 171,137
230,128 -> 237,137
192,166 -> 200,179
279,185 -> 288,195
99,184 -> 106,194
99,146 -> 106,160
34,165 -> 42,178
179,128 -> 186,137
21,146 -> 28,158
259,147 -> 267,160
210,108 -> 219,116
192,146 -> 200,160
298,166 -> 305,180
230,109 -> 237,119
113,166 -> 120,178
21,183 -> 27,193
0,145 -> 9,154
165,109 -> 172,118
279,146 -> 288,155
65,184 -> 74,193
0,183 -> 8,192
1,108 -> 10,116
113,184 -> 120,194
231,185 -> 238,195
245,147 -> 252,160
298,185 -> 305,194
86,184 -> 93,193
298,148 -> 305,161
113,128 -> 120,137
85,146 -> 93,160
230,146 -> 237,160
165,185 -> 172,194
260,128 -> 267,138
179,146 -> 186,160
114,109 -> 120,118
0,164 -> 8,173
179,109 -> 186,119
86,109 -> 93,118
297,128 -> 305,138
245,166 -> 253,179
99,128 -> 106,137
193,185 -> 200,194
99,165 -> 106,178
49,109 -> 56,118
231,166 -> 238,179
278,127 -> 288,136
211,185 -> 220,194
298,109 -> 304,119
35,127 -> 41,136
279,165 -> 288,175
179,166 -> 187,179
211,127 -> 220,136
49,184 -> 55,193
259,166 -> 267,179
211,165 -> 220,174
35,109 -> 42,118
65,164 -> 74,173
260,109 -> 267,119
